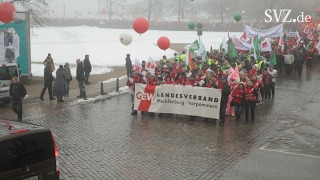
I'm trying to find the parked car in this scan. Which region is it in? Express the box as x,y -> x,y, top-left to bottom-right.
0,62 -> 22,104
0,119 -> 59,180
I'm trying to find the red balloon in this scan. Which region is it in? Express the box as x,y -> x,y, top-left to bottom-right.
133,18 -> 149,34
0,2 -> 16,24
157,36 -> 170,51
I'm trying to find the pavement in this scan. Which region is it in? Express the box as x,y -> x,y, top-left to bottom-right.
0,63 -> 320,179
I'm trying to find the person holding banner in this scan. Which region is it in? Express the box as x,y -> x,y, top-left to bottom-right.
131,72 -> 143,115
126,71 -> 135,112
218,76 -> 231,126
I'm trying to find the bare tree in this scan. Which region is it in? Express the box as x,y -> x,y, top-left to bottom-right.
9,0 -> 50,26
130,0 -> 165,22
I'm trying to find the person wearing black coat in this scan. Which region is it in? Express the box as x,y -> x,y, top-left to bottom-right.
83,54 -> 92,84
76,59 -> 85,98
218,76 -> 231,126
40,64 -> 55,100
126,54 -> 132,77
296,50 -> 305,76
276,51 -> 284,76
10,76 -> 27,121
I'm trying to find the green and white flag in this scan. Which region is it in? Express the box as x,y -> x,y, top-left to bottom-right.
270,50 -> 277,66
230,42 -> 238,59
196,38 -> 206,60
189,40 -> 199,54
220,37 -> 228,54
253,34 -> 261,59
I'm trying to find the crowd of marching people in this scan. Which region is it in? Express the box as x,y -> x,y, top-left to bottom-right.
127,27 -> 320,126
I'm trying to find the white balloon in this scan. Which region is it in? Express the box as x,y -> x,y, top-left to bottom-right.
119,32 -> 132,46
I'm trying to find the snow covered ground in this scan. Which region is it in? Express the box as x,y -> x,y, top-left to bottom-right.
31,26 -> 241,76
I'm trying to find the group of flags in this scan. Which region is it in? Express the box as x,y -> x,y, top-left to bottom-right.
132,56 -> 157,74
132,25 -> 320,74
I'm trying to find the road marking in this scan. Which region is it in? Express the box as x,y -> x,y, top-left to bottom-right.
259,144 -> 320,159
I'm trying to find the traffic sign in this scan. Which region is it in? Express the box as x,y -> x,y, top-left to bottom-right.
196,23 -> 203,30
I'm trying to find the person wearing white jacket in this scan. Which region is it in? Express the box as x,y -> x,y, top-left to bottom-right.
284,51 -> 294,75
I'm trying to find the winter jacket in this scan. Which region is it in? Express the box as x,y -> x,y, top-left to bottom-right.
261,74 -> 271,89
219,82 -> 231,104
245,86 -> 258,102
10,82 -> 27,100
296,53 -> 305,65
185,80 -> 194,86
76,62 -> 85,81
232,87 -> 245,104
164,80 -> 174,84
306,51 -> 313,61
44,66 -> 54,84
147,78 -> 157,86
175,78 -> 185,85
83,58 -> 92,72
53,68 -> 67,96
126,57 -> 132,69
253,79 -> 260,89
64,63 -> 72,81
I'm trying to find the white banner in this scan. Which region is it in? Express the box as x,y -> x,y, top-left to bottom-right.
245,24 -> 283,38
260,38 -> 272,52
134,84 -> 221,119
233,34 -> 251,51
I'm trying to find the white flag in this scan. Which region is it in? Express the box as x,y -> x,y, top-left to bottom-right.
221,37 -> 228,54
240,30 -> 247,43
295,31 -> 301,44
303,26 -> 313,40
260,38 -> 272,52
132,59 -> 142,72
0,32 -> 4,60
196,38 -> 206,60
232,34 -> 251,51
278,35 -> 284,52
146,56 -> 156,74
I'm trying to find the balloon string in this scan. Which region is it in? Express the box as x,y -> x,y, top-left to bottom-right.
137,34 -> 141,60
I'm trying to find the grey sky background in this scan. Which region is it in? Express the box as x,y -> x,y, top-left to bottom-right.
46,0 -> 138,19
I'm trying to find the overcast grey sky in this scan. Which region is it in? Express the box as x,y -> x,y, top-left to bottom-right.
48,0 -> 106,19
46,0 -> 138,19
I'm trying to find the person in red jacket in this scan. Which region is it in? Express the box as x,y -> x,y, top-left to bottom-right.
174,73 -> 185,85
260,68 -> 272,101
163,76 -> 174,84
205,78 -> 218,89
244,80 -> 258,123
185,74 -> 195,86
306,50 -> 314,70
231,82 -> 245,122
147,75 -> 157,85
130,71 -> 142,115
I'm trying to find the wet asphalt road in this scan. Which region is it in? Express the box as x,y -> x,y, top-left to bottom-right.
1,64 -> 320,179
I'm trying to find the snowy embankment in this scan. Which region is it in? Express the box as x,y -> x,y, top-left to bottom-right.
31,26 -> 241,76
